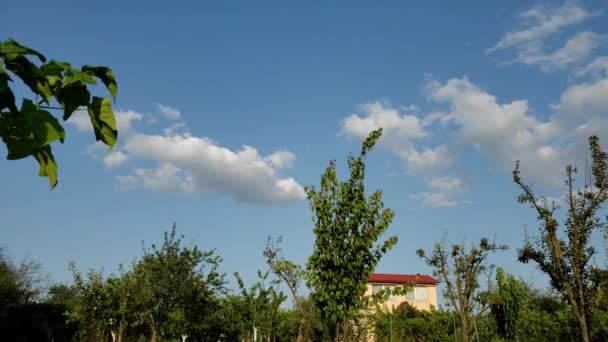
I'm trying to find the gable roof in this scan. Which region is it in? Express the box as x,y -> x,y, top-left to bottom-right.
368,273 -> 439,285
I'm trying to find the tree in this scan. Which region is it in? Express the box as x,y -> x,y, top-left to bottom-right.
417,238 -> 507,342
132,225 -> 225,342
264,236 -> 310,342
0,246 -> 47,306
68,265 -> 134,342
374,303 -> 453,342
489,268 -> 527,340
0,38 -> 118,187
513,135 -> 608,342
305,128 -> 397,341
234,270 -> 286,341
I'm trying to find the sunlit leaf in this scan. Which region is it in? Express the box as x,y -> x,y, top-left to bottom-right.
88,96 -> 117,149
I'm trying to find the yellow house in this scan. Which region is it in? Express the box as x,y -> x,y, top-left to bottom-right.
365,273 -> 439,311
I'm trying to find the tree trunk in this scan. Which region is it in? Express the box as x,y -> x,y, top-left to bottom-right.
181,334 -> 188,342
150,328 -> 159,342
296,318 -> 305,342
460,316 -> 469,342
575,313 -> 591,342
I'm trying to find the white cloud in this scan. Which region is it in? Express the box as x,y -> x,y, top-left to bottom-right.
487,3 -> 600,71
428,176 -> 465,193
412,176 -> 465,208
133,163 -> 196,193
121,132 -> 305,204
412,192 -> 459,208
426,76 -> 567,185
103,151 -> 128,168
342,101 -> 427,141
341,101 -> 450,174
488,3 -> 593,53
265,151 -> 296,169
555,78 -> 608,117
157,104 -> 181,120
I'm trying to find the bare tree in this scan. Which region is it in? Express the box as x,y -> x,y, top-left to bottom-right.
513,135 -> 608,342
417,238 -> 507,342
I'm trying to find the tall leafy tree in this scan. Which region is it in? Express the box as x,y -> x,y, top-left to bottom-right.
489,268 -> 527,340
306,128 -> 397,341
417,237 -> 507,342
132,225 -> 225,342
0,38 -> 118,187
513,135 -> 608,342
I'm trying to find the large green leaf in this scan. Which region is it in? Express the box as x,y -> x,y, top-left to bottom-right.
88,96 -> 117,149
0,39 -> 46,62
33,145 -> 58,188
3,55 -> 51,104
57,82 -> 91,120
40,60 -> 71,77
65,68 -> 97,85
0,115 -> 37,160
82,66 -> 118,100
21,99 -> 66,146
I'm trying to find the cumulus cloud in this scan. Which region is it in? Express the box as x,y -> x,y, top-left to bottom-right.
487,3 -> 600,71
555,78 -> 608,116
69,104 -> 304,204
103,151 -> 129,168
119,132 -> 305,204
157,104 -> 181,120
426,76 -> 568,185
341,101 -> 448,174
412,176 -> 466,208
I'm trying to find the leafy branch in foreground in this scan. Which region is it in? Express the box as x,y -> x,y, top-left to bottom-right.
0,38 -> 118,187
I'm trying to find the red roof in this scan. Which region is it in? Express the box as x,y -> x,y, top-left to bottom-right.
368,273 -> 439,285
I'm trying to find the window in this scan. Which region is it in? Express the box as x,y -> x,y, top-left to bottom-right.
415,286 -> 429,301
405,286 -> 429,302
372,284 -> 383,295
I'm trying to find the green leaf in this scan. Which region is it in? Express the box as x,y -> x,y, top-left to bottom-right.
0,39 -> 47,62
65,68 -> 97,85
82,66 -> 118,100
0,115 -> 38,159
3,55 -> 51,104
56,82 -> 91,120
40,60 -> 71,76
88,97 -> 117,149
0,75 -> 17,113
33,145 -> 58,188
21,99 -> 66,145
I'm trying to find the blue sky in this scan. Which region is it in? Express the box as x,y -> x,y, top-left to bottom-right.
2,1 -> 608,298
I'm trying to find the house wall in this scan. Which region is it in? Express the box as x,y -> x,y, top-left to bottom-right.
364,283 -> 438,311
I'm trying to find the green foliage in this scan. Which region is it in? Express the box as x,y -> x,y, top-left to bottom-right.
374,304 -> 453,342
489,268 -> 527,340
417,237 -> 507,342
513,135 -> 608,342
132,224 -> 226,341
232,270 -> 287,341
305,128 -> 397,340
0,38 -> 118,187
